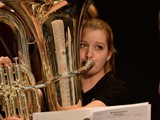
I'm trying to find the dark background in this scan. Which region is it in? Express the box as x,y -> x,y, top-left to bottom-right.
0,1 -> 159,119
94,0 -> 160,120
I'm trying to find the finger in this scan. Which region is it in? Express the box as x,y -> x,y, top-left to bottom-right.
0,56 -> 12,67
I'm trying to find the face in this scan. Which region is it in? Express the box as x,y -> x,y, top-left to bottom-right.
80,28 -> 112,77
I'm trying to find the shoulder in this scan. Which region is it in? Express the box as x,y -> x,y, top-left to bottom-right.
96,72 -> 129,96
100,72 -> 127,87
95,73 -> 129,105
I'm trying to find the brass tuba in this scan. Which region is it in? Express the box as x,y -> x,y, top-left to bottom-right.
0,0 -> 94,119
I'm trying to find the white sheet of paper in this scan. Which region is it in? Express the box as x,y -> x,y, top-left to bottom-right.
92,102 -> 151,120
33,108 -> 93,120
33,102 -> 151,120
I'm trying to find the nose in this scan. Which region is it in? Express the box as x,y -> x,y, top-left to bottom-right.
85,47 -> 93,59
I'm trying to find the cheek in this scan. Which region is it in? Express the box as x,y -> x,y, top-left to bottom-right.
96,54 -> 108,64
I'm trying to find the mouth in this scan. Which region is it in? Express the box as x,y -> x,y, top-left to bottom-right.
82,58 -> 94,70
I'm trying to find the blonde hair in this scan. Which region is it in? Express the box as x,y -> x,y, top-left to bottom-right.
82,18 -> 116,74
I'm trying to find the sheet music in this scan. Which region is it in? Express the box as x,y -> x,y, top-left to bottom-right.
33,102 -> 151,120
33,108 -> 93,120
92,102 -> 151,120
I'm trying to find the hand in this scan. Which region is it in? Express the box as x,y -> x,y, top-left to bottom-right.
0,56 -> 12,67
3,116 -> 21,120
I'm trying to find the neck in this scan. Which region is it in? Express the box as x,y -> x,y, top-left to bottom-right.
81,71 -> 105,93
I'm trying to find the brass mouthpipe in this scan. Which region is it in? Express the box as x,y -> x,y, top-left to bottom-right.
35,59 -> 94,89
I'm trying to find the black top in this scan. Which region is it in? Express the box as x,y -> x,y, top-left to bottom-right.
82,72 -> 129,106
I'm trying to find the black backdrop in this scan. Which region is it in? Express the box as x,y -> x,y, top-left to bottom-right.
0,1 -> 159,119
93,0 -> 160,120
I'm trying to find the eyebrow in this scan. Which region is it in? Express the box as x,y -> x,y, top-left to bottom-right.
95,42 -> 105,46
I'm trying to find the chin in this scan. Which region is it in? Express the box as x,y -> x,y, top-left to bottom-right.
83,70 -> 95,77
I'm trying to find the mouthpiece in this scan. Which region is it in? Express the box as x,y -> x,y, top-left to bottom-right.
82,59 -> 94,71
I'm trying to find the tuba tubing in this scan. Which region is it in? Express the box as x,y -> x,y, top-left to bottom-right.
0,58 -> 94,119
0,0 -> 94,119
0,58 -> 41,120
34,58 -> 94,89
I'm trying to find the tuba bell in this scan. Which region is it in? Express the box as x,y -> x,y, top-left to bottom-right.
0,0 -> 94,119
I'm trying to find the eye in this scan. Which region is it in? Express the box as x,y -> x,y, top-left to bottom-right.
96,45 -> 103,50
80,42 -> 86,48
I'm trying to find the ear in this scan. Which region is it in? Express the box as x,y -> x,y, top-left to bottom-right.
106,50 -> 113,61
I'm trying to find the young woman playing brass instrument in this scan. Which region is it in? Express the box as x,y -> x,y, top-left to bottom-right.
0,18 -> 128,120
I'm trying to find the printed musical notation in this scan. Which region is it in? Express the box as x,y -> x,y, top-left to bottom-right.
33,102 -> 151,120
